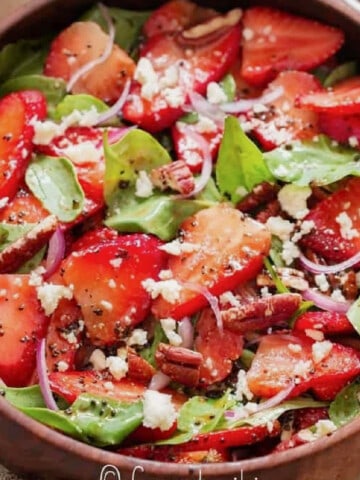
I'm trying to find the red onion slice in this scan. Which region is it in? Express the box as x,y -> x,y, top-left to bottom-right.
182,282 -> 223,332
95,79 -> 131,125
256,383 -> 294,413
66,3 -> 115,93
302,288 -> 350,313
43,227 -> 66,280
148,371 -> 171,391
188,91 -> 225,127
300,251 -> 360,275
36,338 -> 58,411
220,86 -> 284,114
174,124 -> 212,198
178,317 -> 194,349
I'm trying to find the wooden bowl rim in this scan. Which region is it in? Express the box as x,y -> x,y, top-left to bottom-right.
0,0 -> 359,476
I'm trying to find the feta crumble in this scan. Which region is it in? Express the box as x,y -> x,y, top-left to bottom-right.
142,390 -> 177,431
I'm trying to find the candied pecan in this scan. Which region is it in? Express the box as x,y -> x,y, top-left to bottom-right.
222,293 -> 302,334
150,160 -> 195,195
340,271 -> 358,301
257,267 -> 309,291
127,347 -> 155,383
155,342 -> 203,387
237,182 -> 280,214
0,215 -> 58,273
255,199 -> 281,223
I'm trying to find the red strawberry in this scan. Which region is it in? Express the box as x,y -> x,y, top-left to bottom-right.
294,311 -> 355,336
248,71 -> 321,150
122,20 -> 241,132
0,91 -> 46,201
298,76 -> 360,115
143,0 -> 217,38
301,177 -> 360,262
241,7 -> 344,87
61,232 -> 167,345
44,21 -> 135,104
0,188 -> 49,224
318,112 -> 360,147
0,274 -> 48,387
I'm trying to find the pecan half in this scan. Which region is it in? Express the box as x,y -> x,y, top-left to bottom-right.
155,342 -> 203,387
237,182 -> 280,214
150,160 -> 195,195
127,347 -> 156,383
0,215 -> 58,273
222,293 -> 302,334
177,8 -> 242,47
255,199 -> 281,224
257,267 -> 309,291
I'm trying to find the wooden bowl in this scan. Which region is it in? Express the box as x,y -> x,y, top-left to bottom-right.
0,1 -> 359,479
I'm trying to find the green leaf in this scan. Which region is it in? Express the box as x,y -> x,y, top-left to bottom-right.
179,112 -> 200,125
240,349 -> 255,370
264,257 -> 288,294
105,195 -> 213,241
346,296 -> 360,336
269,237 -> 286,268
53,94 -> 109,122
329,380 -> 360,427
216,116 -> 273,203
0,75 -> 66,117
220,74 -> 236,102
264,135 -> 360,186
324,61 -> 358,88
82,6 -> 150,56
1,385 -> 46,409
158,391 -> 235,446
0,38 -> 49,83
104,129 -> 171,207
140,321 -> 167,368
25,155 -> 84,222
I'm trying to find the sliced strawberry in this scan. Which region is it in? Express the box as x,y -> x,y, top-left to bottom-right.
0,274 -> 48,387
301,177 -> 360,262
127,421 -> 177,445
247,333 -> 360,399
0,91 -> 46,201
293,407 -> 329,431
44,21 -> 135,104
172,121 -> 222,172
151,204 -> 271,320
62,233 -> 167,345
294,311 -> 355,336
318,112 -> 360,147
195,308 -> 243,385
0,188 -> 49,224
143,0 -> 217,38
46,297 -> 84,372
241,7 -> 344,87
122,23 -> 241,132
248,71 -> 321,150
298,76 -> 360,115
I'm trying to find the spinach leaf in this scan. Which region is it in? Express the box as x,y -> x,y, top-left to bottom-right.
106,195 -> 213,241
329,380 -> 360,427
216,116 -> 273,203
346,296 -> 360,336
53,94 -> 109,122
240,349 -> 255,370
264,135 -> 360,186
82,6 -> 150,56
324,61 -> 358,88
0,38 -> 49,83
0,75 -> 66,117
140,322 -> 167,368
220,74 -> 236,102
25,155 -> 84,222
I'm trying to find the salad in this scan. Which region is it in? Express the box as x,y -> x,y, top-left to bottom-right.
0,0 -> 360,465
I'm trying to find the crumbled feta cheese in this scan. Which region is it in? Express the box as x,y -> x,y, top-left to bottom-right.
260,286 -> 271,298
282,240 -> 300,265
305,329 -> 325,342
312,340 -> 333,364
278,185 -> 311,219
160,318 -> 182,346
37,283 -> 73,316
194,115 -> 218,134
331,288 -> 347,302
293,360 -> 312,378
135,170 -> 154,198
158,269 -> 173,280
142,390 -> 177,431
57,361 -> 69,372
159,239 -> 200,256
266,216 -> 295,242
109,258 -> 123,268
159,65 -> 179,89
104,381 -> 114,391
288,343 -> 302,353
253,103 -> 269,114
0,197 -> 9,209
134,57 -> 160,100
219,291 -> 241,308
243,28 -> 254,41
206,82 -> 227,104
108,278 -> 116,289
142,278 -> 182,303
62,141 -> 102,165
89,349 -> 106,371
235,370 -> 254,402
235,186 -> 249,198
291,220 -> 315,242
127,328 -> 148,347
314,274 -> 330,293
106,355 -> 128,380
336,212 -> 359,240
349,136 -> 359,148
163,87 -> 185,108
297,419 -> 337,443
